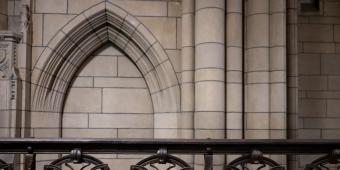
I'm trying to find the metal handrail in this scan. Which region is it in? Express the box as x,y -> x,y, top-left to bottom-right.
0,138 -> 339,154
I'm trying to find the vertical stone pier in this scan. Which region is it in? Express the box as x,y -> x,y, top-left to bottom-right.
226,0 -> 243,140
181,0 -> 195,140
194,0 -> 225,168
245,0 -> 270,139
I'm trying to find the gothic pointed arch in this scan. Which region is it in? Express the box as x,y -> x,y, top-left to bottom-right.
31,2 -> 180,138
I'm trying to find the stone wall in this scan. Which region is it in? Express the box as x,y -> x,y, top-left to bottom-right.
298,0 -> 340,169
0,0 -> 8,30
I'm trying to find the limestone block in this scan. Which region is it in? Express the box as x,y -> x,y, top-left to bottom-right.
62,128 -> 117,138
328,76 -> 340,90
36,0 -> 67,13
195,0 -> 225,10
227,84 -> 242,112
297,129 -> 321,139
0,15 -> 7,30
117,57 -> 142,77
246,14 -> 269,48
138,17 -> 176,49
247,72 -> 270,84
270,113 -> 286,129
226,113 -> 243,129
155,60 -> 179,89
43,14 -> 75,45
227,14 -> 242,47
177,18 -> 182,49
68,0 -> 104,14
298,76 -> 327,90
270,84 -> 286,112
31,112 -> 60,128
194,129 -> 225,139
327,99 -> 340,115
246,84 -> 269,112
270,71 -> 286,83
303,43 -> 335,53
166,50 -> 181,73
151,85 -> 180,113
322,130 -> 340,139
62,113 -> 88,128
195,8 -> 225,44
182,15 -> 194,47
118,129 -> 153,138
298,54 -> 320,75
32,14 -> 43,46
245,130 -> 270,139
195,43 -> 224,69
97,45 -> 122,56
102,88 -> 152,113
72,77 -> 93,87
335,25 -> 340,42
246,48 -> 269,71
113,0 -> 167,17
247,0 -> 269,15
154,112 -> 179,129
89,113 -> 153,128
324,1 -> 340,16
33,128 -> 60,138
227,47 -> 242,70
195,69 -> 224,82
94,77 -> 146,88
0,111 -> 9,127
270,0 -> 285,13
195,81 -> 225,112
168,1 -> 181,17
246,113 -> 269,129
227,0 -> 242,13
79,56 -> 117,76
270,13 -> 286,46
181,84 -> 194,112
194,111 -> 225,129
227,71 -> 242,83
336,43 -> 340,54
321,54 -> 340,74
299,99 -> 326,116
64,88 -> 101,113
303,118 -> 340,129
298,24 -> 333,42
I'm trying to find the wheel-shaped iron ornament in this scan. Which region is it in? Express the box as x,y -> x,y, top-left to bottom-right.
305,149 -> 340,170
130,148 -> 193,170
44,149 -> 109,170
224,150 -> 285,170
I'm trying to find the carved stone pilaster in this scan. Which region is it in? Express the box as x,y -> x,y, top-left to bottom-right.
0,31 -> 22,138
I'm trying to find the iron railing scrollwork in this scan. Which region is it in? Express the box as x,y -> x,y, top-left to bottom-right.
224,150 -> 284,170
305,149 -> 340,170
44,149 -> 109,170
130,148 -> 193,170
0,159 -> 12,170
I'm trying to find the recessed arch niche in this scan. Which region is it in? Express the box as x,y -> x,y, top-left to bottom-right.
31,2 -> 180,138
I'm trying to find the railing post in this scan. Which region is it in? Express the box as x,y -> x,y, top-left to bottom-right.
24,147 -> 35,170
204,147 -> 213,170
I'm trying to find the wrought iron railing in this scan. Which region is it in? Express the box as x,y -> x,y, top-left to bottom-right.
0,138 -> 340,170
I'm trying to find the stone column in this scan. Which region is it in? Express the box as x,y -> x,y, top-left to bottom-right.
195,0 -> 225,169
181,0 -> 195,166
181,0 -> 195,140
226,0 -> 243,140
269,0 -> 286,139
245,0 -> 270,139
226,0 -> 243,164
